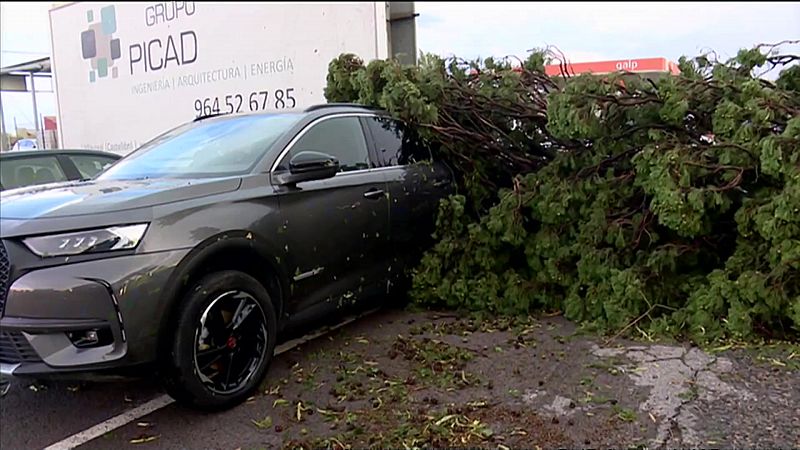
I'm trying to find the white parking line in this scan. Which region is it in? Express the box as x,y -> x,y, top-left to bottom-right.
42,395 -> 176,450
41,308 -> 379,450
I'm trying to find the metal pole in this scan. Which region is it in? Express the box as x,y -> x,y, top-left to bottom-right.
30,73 -> 41,148
0,91 -> 7,152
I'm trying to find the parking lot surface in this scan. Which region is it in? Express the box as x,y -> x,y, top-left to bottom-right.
2,308 -> 798,450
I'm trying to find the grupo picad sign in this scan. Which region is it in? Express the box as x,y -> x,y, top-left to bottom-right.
50,2 -> 390,154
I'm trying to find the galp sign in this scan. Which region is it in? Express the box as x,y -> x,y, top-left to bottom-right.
544,57 -> 680,76
615,60 -> 639,71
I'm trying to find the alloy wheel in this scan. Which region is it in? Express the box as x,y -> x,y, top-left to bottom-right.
192,290 -> 269,395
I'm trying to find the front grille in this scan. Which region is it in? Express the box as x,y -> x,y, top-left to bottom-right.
0,331 -> 41,364
0,241 -> 8,318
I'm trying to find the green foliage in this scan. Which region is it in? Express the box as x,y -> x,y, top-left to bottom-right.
325,44 -> 800,344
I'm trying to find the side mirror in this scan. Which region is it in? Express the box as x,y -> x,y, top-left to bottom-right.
273,151 -> 340,186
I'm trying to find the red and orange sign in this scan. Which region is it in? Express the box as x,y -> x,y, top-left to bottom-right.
465,57 -> 680,78
544,58 -> 680,76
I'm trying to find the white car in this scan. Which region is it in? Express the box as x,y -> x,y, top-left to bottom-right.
11,138 -> 38,151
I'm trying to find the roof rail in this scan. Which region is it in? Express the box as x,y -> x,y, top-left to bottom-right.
303,103 -> 381,113
193,112 -> 228,122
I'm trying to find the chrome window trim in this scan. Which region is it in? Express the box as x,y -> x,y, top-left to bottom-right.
318,165 -> 405,177
270,112 -> 382,174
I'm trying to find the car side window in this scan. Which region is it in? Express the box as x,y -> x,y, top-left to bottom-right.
279,116 -> 370,173
68,155 -> 118,179
0,156 -> 67,190
366,116 -> 432,167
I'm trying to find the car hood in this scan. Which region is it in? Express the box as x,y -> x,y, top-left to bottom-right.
0,177 -> 242,220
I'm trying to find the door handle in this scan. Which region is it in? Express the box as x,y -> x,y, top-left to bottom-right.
363,188 -> 385,199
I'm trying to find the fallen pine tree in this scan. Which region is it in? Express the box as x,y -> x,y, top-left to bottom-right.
325,43 -> 800,344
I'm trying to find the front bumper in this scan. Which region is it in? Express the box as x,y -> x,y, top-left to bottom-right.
0,248 -> 189,379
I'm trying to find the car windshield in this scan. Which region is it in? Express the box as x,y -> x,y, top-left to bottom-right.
98,113 -> 302,180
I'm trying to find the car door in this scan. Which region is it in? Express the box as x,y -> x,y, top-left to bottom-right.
272,114 -> 391,317
363,116 -> 456,280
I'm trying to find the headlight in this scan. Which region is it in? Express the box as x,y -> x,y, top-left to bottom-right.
23,224 -> 149,257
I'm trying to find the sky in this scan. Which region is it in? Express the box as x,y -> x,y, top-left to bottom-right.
1,1 -> 798,131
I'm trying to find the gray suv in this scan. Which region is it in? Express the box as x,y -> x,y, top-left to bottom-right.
0,104 -> 454,410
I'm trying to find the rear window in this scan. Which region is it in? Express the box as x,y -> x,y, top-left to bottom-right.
365,116 -> 432,166
0,156 -> 68,190
68,154 -> 119,179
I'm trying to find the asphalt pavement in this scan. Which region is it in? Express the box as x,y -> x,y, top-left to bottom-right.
1,308 -> 798,450
0,376 -> 163,450
0,307 -> 378,450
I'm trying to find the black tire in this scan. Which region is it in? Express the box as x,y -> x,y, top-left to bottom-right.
161,271 -> 277,411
